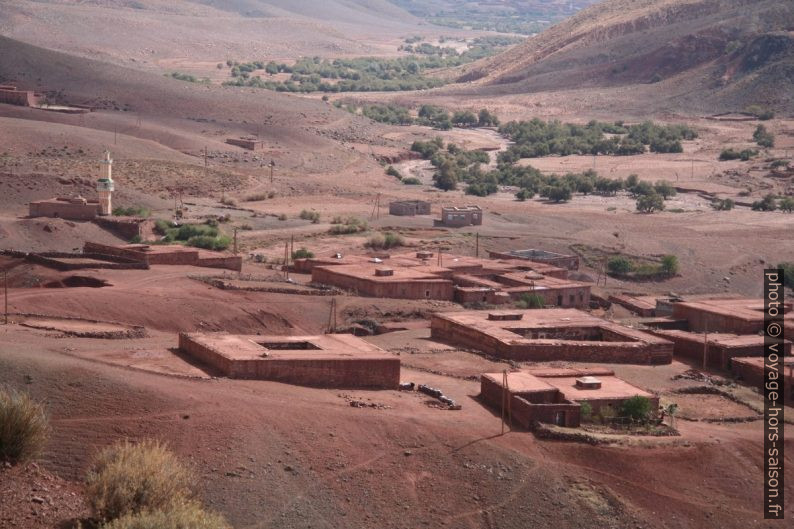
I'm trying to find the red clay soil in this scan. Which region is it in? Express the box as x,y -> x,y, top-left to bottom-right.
0,462 -> 88,528
2,330 -> 792,528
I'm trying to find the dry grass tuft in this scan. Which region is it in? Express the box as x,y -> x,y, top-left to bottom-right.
85,439 -> 195,522
0,388 -> 49,463
101,500 -> 231,529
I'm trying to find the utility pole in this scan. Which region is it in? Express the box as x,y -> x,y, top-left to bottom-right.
702,323 -> 709,370
290,235 -> 294,260
501,370 -> 512,435
284,241 -> 290,280
3,269 -> 8,325
269,160 -> 275,184
475,232 -> 479,258
233,227 -> 238,255
327,297 -> 337,333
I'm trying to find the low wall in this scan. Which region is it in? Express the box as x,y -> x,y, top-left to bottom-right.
196,255 -> 243,272
488,251 -> 579,270
93,216 -> 146,240
511,396 -> 581,428
26,252 -> 149,271
30,201 -> 99,220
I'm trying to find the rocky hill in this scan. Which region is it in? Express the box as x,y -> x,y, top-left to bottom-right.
454,0 -> 794,113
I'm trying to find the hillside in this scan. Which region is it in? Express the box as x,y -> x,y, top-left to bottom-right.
0,0 -> 427,69
452,0 -> 794,114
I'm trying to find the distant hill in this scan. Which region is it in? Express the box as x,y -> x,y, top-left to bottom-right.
0,0 -> 426,68
453,0 -> 794,114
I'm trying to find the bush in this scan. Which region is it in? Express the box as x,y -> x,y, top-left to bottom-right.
299,209 -> 320,223
753,125 -> 775,148
752,194 -> 778,211
113,206 -> 150,217
543,185 -> 572,203
779,262 -> 794,289
636,192 -> 665,213
660,255 -> 679,276
0,389 -> 48,463
402,177 -> 422,185
366,232 -> 404,249
515,292 -> 544,309
386,166 -> 402,179
579,402 -> 593,422
101,500 -> 231,529
278,213 -> 287,221
187,235 -> 231,251
328,217 -> 367,234
219,197 -> 236,207
621,396 -> 652,421
86,440 -> 195,522
711,198 -> 734,210
719,148 -> 758,161
291,247 -> 314,259
607,256 -> 633,276
515,188 -> 534,201
778,197 -> 794,212
745,105 -> 774,120
244,193 -> 268,202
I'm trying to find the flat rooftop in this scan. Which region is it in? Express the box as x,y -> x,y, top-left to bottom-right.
434,308 -> 669,346
314,263 -> 451,283
674,298 -> 792,322
732,356 -> 794,369
652,329 -> 782,348
184,333 -> 390,361
121,244 -> 198,255
482,370 -> 654,400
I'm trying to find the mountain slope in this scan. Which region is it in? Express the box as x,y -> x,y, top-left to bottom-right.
453,0 -> 794,113
0,0 -> 426,69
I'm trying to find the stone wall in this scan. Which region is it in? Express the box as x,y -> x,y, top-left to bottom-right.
672,304 -> 761,334
0,88 -> 37,107
511,396 -> 581,428
29,200 -> 100,220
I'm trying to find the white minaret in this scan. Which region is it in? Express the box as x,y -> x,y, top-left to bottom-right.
96,150 -> 114,215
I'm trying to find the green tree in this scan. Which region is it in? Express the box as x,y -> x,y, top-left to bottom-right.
621,395 -> 652,421
637,192 -> 665,213
661,255 -> 679,276
753,125 -> 775,148
433,159 -> 458,191
607,256 -> 633,276
778,196 -> 794,212
477,108 -> 499,127
752,194 -> 778,211
653,180 -> 677,199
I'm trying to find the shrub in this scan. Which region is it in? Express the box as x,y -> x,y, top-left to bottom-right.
711,198 -> 735,210
187,235 -> 231,251
544,185 -> 572,203
402,177 -> 422,185
579,402 -> 593,421
244,193 -> 268,202
660,255 -> 679,276
299,209 -> 320,223
366,232 -> 404,249
515,188 -> 534,201
101,500 -> 231,529
753,125 -> 775,148
636,192 -> 665,213
515,292 -> 544,309
778,262 -> 794,289
621,396 -> 652,421
291,247 -> 314,259
752,194 -> 778,211
607,256 -> 633,276
113,206 -> 151,217
778,197 -> 794,213
278,213 -> 287,221
386,166 -> 402,179
0,389 -> 48,463
719,148 -> 758,161
219,197 -> 236,207
745,105 -> 774,120
85,440 -> 195,522
328,217 -> 367,234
